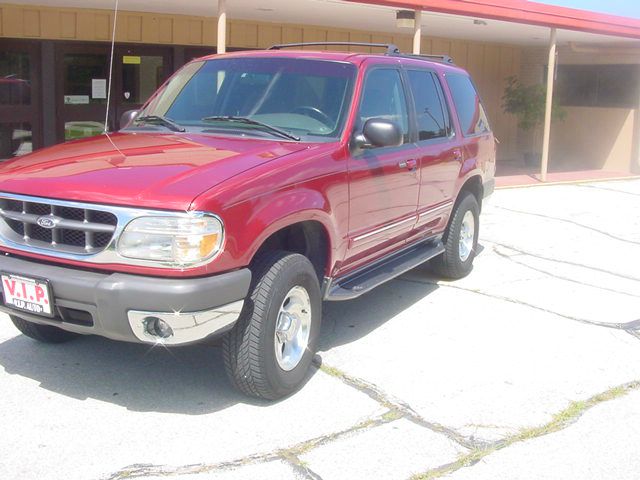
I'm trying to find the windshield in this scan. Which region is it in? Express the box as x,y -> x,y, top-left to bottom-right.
135,57 -> 357,141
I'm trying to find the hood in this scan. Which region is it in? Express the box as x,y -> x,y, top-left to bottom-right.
0,132 -> 309,210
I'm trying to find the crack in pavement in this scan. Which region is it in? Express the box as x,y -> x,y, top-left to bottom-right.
576,184 -> 640,198
398,277 -> 640,336
482,240 -> 640,282
493,206 -> 640,246
411,380 -> 640,479
313,357 -> 484,451
490,244 -> 640,299
103,404 -> 400,480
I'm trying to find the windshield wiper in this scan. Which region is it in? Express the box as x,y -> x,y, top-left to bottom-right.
134,115 -> 186,132
202,116 -> 300,141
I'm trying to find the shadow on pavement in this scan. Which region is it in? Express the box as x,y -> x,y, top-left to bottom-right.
320,269 -> 440,351
0,334 -> 276,414
0,253 -> 464,413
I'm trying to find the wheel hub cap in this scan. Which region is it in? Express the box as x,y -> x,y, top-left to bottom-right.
459,210 -> 475,262
274,286 -> 312,371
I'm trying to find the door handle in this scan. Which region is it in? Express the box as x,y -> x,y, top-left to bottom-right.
398,159 -> 417,171
453,149 -> 463,161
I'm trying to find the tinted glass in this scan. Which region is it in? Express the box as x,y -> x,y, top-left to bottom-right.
140,58 -> 356,140
407,70 -> 448,141
63,54 -> 108,105
358,68 -> 409,143
555,64 -> 640,108
0,122 -> 32,160
0,52 -> 31,106
121,55 -> 165,104
446,73 -> 490,136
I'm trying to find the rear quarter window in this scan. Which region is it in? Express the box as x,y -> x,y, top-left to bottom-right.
446,73 -> 491,137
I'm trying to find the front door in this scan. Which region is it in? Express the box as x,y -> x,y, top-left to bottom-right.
0,40 -> 41,160
55,43 -> 172,143
343,65 -> 420,272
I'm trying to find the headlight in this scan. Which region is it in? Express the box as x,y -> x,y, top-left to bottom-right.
117,214 -> 223,266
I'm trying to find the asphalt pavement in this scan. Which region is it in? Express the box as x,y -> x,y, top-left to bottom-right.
1,178 -> 639,480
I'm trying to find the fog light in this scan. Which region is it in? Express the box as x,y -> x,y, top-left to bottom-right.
144,316 -> 174,338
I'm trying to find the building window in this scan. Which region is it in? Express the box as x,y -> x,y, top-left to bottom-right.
555,64 -> 640,109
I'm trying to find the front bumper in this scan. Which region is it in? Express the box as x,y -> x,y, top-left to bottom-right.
0,254 -> 251,345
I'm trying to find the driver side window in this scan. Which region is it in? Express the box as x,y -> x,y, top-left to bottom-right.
358,68 -> 409,144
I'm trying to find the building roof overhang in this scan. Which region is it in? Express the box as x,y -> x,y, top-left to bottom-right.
347,0 -> 640,39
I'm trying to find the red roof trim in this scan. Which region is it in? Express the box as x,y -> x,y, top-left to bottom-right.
346,0 -> 640,39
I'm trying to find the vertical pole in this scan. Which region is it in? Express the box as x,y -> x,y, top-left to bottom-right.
217,0 -> 227,54
413,10 -> 422,55
540,28 -> 557,182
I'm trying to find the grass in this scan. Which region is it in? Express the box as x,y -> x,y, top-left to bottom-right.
412,381 -> 640,480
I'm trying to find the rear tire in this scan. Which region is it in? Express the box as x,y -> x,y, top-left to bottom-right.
430,193 -> 480,279
10,315 -> 79,343
222,251 -> 322,400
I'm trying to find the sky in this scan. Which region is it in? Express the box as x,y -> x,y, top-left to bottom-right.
541,0 -> 640,18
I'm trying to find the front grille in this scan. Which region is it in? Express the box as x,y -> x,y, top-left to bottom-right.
0,196 -> 118,254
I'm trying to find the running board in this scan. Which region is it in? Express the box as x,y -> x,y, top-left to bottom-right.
325,240 -> 445,301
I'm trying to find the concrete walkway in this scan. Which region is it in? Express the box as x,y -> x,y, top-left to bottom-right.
0,179 -> 639,480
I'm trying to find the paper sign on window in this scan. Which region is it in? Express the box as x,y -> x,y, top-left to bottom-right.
92,79 -> 107,99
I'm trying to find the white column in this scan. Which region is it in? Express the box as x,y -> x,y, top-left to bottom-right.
540,28 -> 557,182
413,10 -> 422,55
217,0 -> 227,54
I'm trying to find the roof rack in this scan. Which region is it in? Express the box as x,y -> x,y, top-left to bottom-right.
391,53 -> 455,65
267,42 -> 455,65
268,42 -> 400,55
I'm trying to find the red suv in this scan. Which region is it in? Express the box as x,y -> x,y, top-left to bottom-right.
0,43 -> 495,399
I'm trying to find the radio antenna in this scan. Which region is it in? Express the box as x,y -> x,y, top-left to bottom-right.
104,0 -> 119,134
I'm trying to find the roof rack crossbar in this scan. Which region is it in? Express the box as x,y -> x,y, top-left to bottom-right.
392,53 -> 455,65
268,42 -> 400,54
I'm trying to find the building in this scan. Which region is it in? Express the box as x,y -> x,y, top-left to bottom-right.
1,0 -> 640,179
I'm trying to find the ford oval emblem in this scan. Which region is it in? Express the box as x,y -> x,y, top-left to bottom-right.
36,216 -> 57,229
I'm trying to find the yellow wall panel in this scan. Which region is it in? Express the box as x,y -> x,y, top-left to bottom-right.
257,24 -> 282,48
59,11 -> 76,39
302,27 -> 327,50
349,32 -> 372,52
282,26 -> 302,44
23,9 -> 40,37
2,5 -> 22,37
328,30 -> 349,52
0,8 -> 3,36
127,15 -> 142,41
94,13 -> 110,40
202,18 -> 216,46
158,17 -> 173,44
76,11 -> 95,40
188,19 -> 203,44
393,35 -> 412,53
141,15 -> 158,43
172,17 -> 189,45
39,9 -> 59,39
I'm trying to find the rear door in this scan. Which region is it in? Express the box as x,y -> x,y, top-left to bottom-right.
404,67 -> 462,236
343,63 -> 420,271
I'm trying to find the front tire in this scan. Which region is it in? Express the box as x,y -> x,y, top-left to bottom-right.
222,251 -> 322,400
10,315 -> 79,343
430,193 -> 480,279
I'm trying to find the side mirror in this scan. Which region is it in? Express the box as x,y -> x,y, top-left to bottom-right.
352,118 -> 403,151
119,109 -> 140,130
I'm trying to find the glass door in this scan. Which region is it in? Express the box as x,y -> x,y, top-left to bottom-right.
0,41 -> 41,160
55,43 -> 172,143
56,44 -> 110,142
113,46 -> 172,129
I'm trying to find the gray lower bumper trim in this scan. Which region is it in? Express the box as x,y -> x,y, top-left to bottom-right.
0,254 -> 251,344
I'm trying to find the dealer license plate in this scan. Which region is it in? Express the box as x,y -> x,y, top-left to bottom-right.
1,273 -> 53,317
